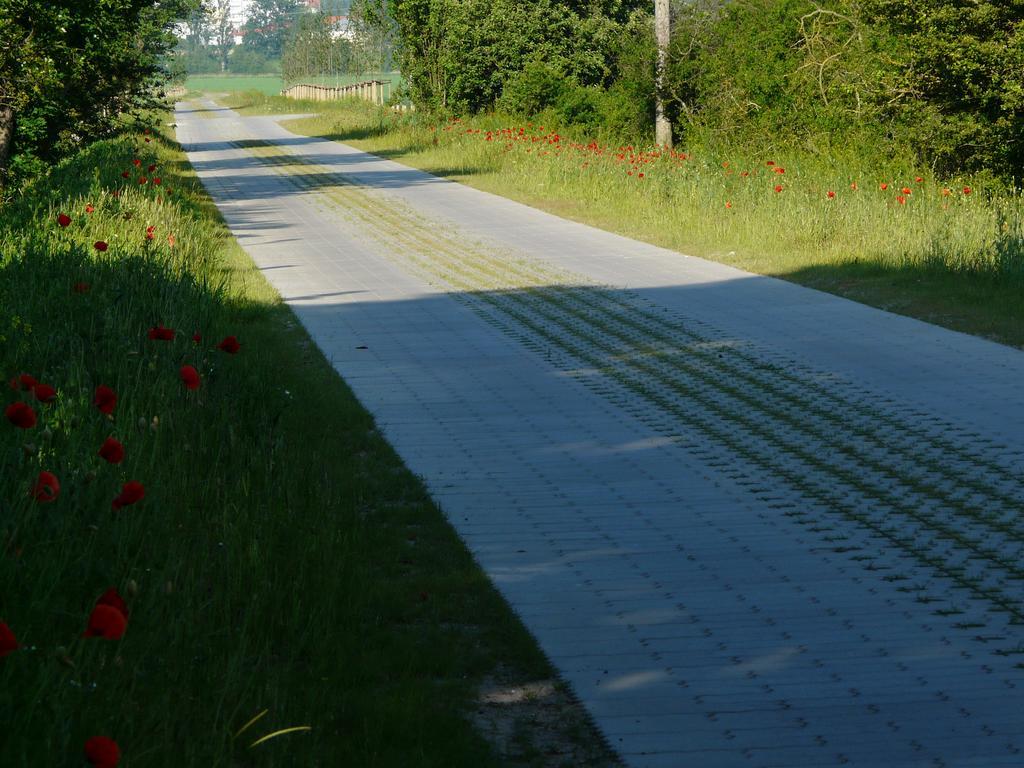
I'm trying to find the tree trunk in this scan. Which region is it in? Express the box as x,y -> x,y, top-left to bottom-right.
655,0 -> 672,149
0,104 -> 14,178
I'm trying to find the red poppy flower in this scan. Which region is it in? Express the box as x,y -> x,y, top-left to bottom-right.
11,373 -> 38,391
725,201 -> 732,209
963,186 -> 972,195
217,336 -> 240,354
73,282 -> 90,294
84,736 -> 121,768
914,176 -> 923,183
192,332 -> 202,344
112,480 -> 144,510
94,241 -> 108,252
96,588 -> 129,619
98,437 -> 125,464
180,365 -> 200,390
138,177 -> 148,185
83,603 -> 127,639
901,187 -> 912,195
153,177 -> 162,186
86,204 -> 95,214
0,622 -> 18,657
147,325 -> 174,341
774,184 -> 783,193
773,167 -> 785,174
879,183 -> 889,191
766,161 -> 775,166
120,171 -> 130,179
93,385 -> 117,415
896,195 -> 906,205
31,471 -> 60,502
850,182 -> 858,190
827,190 -> 836,199
147,164 -> 156,173
32,384 -> 56,403
132,158 -> 141,167
5,402 -> 37,429
58,213 -> 72,227
942,187 -> 952,196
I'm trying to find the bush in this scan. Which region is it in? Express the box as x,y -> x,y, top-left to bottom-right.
496,60 -> 566,116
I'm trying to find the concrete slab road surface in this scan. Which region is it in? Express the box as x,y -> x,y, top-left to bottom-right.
176,100 -> 1024,767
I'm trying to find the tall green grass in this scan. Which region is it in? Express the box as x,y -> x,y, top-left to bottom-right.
0,122 -> 615,766
219,92 -> 1024,347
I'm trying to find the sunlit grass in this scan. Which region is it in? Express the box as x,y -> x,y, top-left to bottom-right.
217,91 -> 1024,347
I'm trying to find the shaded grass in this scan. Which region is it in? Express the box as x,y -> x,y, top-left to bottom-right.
217,93 -> 1024,348
0,121 -> 616,766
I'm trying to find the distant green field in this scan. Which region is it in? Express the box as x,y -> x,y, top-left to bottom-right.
185,73 -> 402,97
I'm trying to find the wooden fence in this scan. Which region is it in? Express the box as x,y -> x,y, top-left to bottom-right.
281,80 -> 392,106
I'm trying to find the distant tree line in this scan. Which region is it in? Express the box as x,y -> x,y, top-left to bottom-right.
387,0 -> 1024,179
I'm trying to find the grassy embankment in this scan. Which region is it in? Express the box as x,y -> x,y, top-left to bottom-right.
219,90 -> 1024,348
0,119 -> 616,766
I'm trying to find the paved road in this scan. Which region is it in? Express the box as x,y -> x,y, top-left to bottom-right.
177,100 -> 1024,767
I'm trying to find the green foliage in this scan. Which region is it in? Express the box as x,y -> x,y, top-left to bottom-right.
0,0 -> 197,190
241,0 -> 302,59
664,0 -> 1024,178
281,12 -> 352,82
391,0 -> 645,113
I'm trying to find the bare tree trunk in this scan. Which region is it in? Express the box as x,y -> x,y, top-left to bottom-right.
655,0 -> 672,149
0,104 -> 14,178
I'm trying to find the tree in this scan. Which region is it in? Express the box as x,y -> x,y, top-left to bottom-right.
281,11 -> 336,82
242,0 -> 301,59
654,0 -> 671,147
0,0 -> 199,188
209,0 -> 235,72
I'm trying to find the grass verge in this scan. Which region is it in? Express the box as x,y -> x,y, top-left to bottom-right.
217,91 -> 1024,348
0,116 -> 617,766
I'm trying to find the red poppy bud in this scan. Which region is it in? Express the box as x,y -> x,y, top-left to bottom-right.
963,186 -> 972,195
774,184 -> 783,193
5,402 -> 37,429
84,736 -> 121,768
850,182 -> 858,190
766,160 -> 775,166
96,588 -> 129,619
93,385 -> 117,415
132,158 -> 141,167
827,190 -> 836,199
217,336 -> 240,354
0,621 -> 18,656
147,164 -> 156,173
121,171 -> 130,179
31,471 -> 60,502
725,201 -> 732,209
180,365 -> 200,390
94,241 -> 108,252
879,183 -> 889,190
773,167 -> 785,174
153,177 -> 162,186
896,195 -> 906,205
98,437 -> 125,464
86,204 -> 95,213
112,480 -> 144,510
901,187 -> 912,195
915,176 -> 923,183
73,282 -> 91,294
32,384 -> 56,403
83,604 -> 127,639
58,213 -> 72,227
